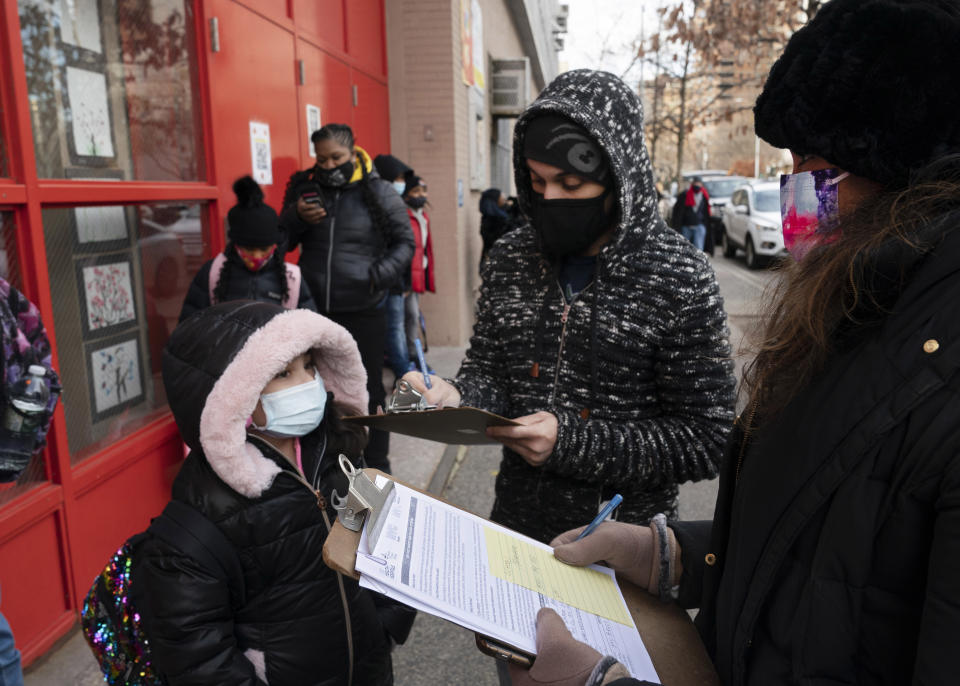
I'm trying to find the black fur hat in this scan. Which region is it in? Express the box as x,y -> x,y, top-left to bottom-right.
754,0 -> 960,187
226,176 -> 281,247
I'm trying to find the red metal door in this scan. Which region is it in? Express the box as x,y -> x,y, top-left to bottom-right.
206,0 -> 300,216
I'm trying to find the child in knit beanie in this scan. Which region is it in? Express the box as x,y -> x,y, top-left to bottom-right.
178,176 -> 316,321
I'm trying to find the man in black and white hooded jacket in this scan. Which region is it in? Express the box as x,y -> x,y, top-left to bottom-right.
403,70 -> 736,543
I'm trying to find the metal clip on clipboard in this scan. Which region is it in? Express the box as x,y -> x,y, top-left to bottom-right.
330,455 -> 396,550
385,379 -> 437,414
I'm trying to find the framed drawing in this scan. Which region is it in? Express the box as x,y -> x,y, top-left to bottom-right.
63,65 -> 117,167
85,332 -> 145,423
66,168 -> 130,251
75,253 -> 138,339
59,0 -> 103,54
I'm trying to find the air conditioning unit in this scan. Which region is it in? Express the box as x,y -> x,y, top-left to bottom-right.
555,4 -> 570,32
491,58 -> 530,116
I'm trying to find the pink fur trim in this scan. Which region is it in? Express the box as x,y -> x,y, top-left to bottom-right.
199,309 -> 368,497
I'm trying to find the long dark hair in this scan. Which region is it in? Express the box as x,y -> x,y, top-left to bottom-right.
744,154 -> 960,419
311,123 -> 393,247
212,242 -> 290,305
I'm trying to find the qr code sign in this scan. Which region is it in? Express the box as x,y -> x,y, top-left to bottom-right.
255,141 -> 269,169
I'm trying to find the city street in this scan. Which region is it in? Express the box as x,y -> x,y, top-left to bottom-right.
24,253 -> 778,685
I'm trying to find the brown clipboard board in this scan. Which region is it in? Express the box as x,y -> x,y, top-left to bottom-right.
322,469 -> 720,686
342,407 -> 518,445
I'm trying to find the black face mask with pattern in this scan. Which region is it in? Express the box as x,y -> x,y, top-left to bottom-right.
529,186 -> 613,259
315,159 -> 355,187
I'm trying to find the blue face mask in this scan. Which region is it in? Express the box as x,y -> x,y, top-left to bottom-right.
392,181 -> 407,195
252,371 -> 327,437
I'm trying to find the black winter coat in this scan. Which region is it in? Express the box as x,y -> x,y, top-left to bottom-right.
280,152 -> 415,314
665,218 -> 960,686
135,301 -> 393,686
178,249 -> 316,322
455,70 -> 736,544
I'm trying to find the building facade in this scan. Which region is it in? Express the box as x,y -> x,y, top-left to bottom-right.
386,0 -> 564,345
0,0 -> 564,667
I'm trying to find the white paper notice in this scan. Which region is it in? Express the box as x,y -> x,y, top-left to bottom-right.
356,480 -> 659,681
306,105 -> 321,157
249,121 -> 272,185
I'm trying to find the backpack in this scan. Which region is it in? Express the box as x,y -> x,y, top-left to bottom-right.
81,499 -> 245,685
208,252 -> 302,309
0,278 -> 62,482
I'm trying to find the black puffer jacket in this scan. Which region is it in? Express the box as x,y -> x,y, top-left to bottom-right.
280,148 -> 415,314
667,217 -> 960,685
455,70 -> 736,543
134,301 -> 392,686
178,248 -> 316,322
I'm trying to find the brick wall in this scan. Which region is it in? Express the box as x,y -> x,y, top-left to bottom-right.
385,0 -> 537,347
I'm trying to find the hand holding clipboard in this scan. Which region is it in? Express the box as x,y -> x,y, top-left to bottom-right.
342,379 -> 518,445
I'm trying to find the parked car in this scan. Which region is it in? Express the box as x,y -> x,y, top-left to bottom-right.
721,181 -> 786,269
701,176 -> 748,252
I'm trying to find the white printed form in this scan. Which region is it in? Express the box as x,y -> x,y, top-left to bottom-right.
355,480 -> 659,681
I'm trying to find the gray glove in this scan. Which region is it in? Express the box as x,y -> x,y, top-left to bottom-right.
508,608 -> 629,686
552,515 -> 682,600
551,522 -> 655,590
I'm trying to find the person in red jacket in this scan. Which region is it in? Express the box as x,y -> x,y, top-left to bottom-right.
401,175 -> 434,365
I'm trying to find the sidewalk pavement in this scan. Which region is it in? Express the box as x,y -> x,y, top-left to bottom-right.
23,345 -> 468,686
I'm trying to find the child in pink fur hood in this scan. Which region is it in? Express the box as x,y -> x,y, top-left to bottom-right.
132,300 -> 403,686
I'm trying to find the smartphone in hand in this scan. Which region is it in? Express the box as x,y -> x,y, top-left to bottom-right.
301,191 -> 323,208
475,634 -> 535,668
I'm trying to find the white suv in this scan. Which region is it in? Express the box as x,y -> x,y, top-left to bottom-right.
721,181 -> 786,269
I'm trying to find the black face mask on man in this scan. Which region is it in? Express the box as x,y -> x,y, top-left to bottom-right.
529,187 -> 613,259
522,114 -> 615,259
315,158 -> 355,187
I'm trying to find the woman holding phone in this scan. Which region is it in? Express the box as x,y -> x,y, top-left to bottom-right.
281,124 -> 414,472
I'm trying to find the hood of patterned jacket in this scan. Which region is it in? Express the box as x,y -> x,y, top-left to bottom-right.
512,69 -> 664,262
162,300 -> 367,498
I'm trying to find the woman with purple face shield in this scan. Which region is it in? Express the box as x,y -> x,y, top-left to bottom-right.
511,1 -> 960,685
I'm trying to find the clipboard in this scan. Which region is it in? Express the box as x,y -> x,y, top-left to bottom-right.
342,379 -> 518,445
323,461 -> 720,686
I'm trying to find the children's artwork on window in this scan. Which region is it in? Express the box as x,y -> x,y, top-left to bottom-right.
86,334 -> 144,422
60,0 -> 103,53
75,254 -> 138,338
65,66 -> 115,159
74,205 -> 128,248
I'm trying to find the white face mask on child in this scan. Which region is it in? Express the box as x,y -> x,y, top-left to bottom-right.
252,371 -> 327,437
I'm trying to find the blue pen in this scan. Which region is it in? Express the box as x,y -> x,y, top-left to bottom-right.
575,494 -> 623,540
414,338 -> 432,390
